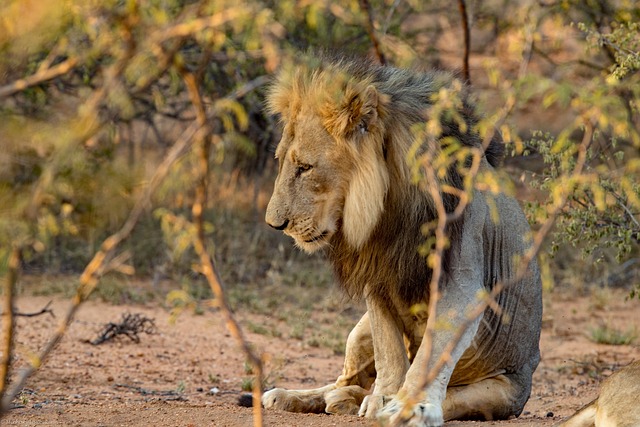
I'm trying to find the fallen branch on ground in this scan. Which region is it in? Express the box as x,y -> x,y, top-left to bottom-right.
89,313 -> 157,345
11,302 -> 55,319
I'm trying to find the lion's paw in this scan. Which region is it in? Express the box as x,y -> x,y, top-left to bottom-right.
325,385 -> 367,415
376,399 -> 444,427
358,394 -> 393,418
262,387 -> 328,413
262,388 -> 289,410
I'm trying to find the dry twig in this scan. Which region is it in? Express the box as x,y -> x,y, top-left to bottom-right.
0,58 -> 79,99
457,0 -> 471,83
359,0 -> 386,65
89,313 -> 157,345
12,301 -> 55,318
0,247 -> 21,405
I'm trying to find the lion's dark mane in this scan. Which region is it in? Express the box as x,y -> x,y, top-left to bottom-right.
325,59 -> 504,305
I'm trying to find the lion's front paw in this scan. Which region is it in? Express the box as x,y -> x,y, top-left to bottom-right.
262,387 -> 328,413
325,385 -> 368,415
377,399 -> 444,427
262,388 -> 289,410
358,394 -> 393,418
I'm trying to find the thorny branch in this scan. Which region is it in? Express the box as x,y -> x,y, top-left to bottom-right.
392,125 -> 595,426
432,126 -> 591,394
0,22 -> 198,408
0,5 -> 268,417
0,119 -> 201,415
0,18 -> 139,413
391,26 -> 543,422
181,68 -> 264,427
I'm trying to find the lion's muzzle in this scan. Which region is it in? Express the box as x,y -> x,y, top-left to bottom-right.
265,194 -> 290,231
267,217 -> 289,230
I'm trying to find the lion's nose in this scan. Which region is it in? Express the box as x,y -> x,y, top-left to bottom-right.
267,218 -> 289,231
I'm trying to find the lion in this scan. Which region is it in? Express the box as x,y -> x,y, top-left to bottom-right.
262,56 -> 542,426
558,360 -> 640,427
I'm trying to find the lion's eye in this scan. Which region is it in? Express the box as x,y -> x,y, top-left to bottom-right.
295,163 -> 313,177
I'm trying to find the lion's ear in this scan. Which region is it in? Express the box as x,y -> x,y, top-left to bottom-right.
349,85 -> 379,135
329,84 -> 382,138
356,85 -> 379,134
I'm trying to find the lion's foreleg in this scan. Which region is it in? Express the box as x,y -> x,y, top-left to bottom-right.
263,312 -> 376,415
326,312 -> 375,415
380,287 -> 482,426
262,384 -> 335,413
378,196 -> 487,427
335,311 -> 376,388
358,297 -> 410,418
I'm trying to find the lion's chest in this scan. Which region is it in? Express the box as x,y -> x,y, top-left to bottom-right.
396,303 -> 429,361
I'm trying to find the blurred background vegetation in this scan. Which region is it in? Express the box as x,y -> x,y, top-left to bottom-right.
0,0 -> 638,312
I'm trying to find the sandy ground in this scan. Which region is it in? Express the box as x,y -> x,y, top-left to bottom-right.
2,288 -> 639,427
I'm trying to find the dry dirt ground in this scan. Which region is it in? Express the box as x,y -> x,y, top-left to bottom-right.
3,287 -> 639,427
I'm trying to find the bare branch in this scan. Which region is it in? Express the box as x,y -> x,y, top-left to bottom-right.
0,57 -> 78,98
154,7 -> 252,42
381,0 -> 402,35
12,301 -> 55,319
457,0 -> 471,83
0,118 -> 201,415
0,247 -> 21,407
359,0 -> 386,65
393,121 -> 595,425
181,68 -> 264,426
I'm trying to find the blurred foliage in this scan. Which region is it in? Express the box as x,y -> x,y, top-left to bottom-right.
517,1 -> 640,297
0,0 -> 638,298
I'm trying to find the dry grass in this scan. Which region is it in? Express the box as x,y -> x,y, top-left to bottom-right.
589,323 -> 637,346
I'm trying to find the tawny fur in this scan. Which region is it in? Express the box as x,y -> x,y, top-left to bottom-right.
264,56 -> 541,426
558,361 -> 640,427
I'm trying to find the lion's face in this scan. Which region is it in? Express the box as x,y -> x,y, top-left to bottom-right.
265,110 -> 350,253
266,79 -> 390,253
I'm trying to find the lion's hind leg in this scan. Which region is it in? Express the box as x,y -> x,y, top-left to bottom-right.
443,370 -> 533,421
262,384 -> 335,413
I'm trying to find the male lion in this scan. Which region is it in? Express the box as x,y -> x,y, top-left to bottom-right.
262,57 -> 542,426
